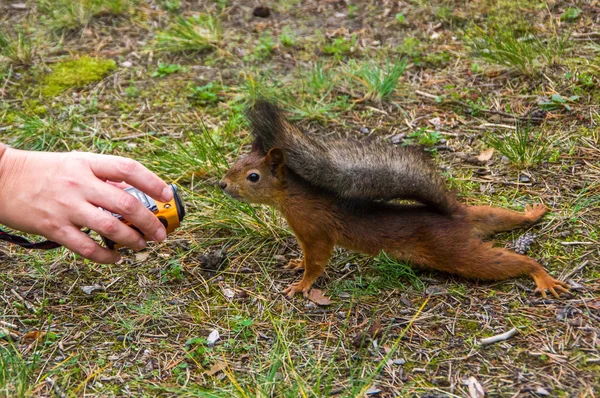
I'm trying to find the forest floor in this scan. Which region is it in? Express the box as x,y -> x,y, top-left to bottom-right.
1,0 -> 599,396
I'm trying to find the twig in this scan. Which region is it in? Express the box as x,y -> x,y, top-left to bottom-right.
0,320 -> 19,330
561,260 -> 588,281
46,377 -> 66,398
479,328 -> 518,345
478,123 -> 517,130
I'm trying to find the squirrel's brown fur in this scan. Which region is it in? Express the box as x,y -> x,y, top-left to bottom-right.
220,103 -> 569,299
247,100 -> 458,214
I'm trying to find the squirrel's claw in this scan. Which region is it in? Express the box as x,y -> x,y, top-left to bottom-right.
532,272 -> 570,299
283,258 -> 304,271
283,281 -> 311,299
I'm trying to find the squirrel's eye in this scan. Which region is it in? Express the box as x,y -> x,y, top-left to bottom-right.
247,173 -> 260,183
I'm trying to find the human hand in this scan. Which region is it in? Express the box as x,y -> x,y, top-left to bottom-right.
0,146 -> 174,263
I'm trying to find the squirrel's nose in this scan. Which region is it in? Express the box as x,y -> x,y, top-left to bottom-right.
219,180 -> 228,190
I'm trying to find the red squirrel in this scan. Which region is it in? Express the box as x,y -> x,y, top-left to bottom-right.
219,101 -> 569,299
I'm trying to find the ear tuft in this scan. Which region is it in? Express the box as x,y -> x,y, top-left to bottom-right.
251,138 -> 265,154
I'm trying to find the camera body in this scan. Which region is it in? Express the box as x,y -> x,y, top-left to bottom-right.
102,184 -> 185,250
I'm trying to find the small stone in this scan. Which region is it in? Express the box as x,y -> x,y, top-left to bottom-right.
253,6 -> 270,18
391,133 -> 406,144
359,126 -> 369,134
425,286 -> 446,296
120,61 -> 132,68
518,174 -> 532,183
535,387 -> 551,396
222,288 -> 235,299
392,358 -> 406,365
365,386 -> 382,395
81,285 -> 103,295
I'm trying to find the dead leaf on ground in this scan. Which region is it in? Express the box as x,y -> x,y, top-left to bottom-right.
206,360 -> 227,376
477,148 -> 494,162
307,289 -> 332,306
135,252 -> 150,263
22,330 -> 44,342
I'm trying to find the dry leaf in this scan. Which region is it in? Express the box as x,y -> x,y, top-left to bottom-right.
467,376 -> 485,398
22,330 -> 43,342
477,148 -> 494,162
206,361 -> 227,376
135,252 -> 150,263
307,289 -> 332,306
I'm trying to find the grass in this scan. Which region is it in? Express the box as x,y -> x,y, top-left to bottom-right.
464,25 -> 571,75
0,344 -> 34,398
38,0 -> 136,31
0,27 -> 38,66
485,123 -> 552,167
154,15 -> 222,54
346,58 -> 407,101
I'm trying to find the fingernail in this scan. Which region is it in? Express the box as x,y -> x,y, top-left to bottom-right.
137,240 -> 147,251
154,227 -> 166,242
161,186 -> 173,202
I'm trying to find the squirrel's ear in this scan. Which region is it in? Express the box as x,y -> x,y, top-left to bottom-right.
265,148 -> 285,176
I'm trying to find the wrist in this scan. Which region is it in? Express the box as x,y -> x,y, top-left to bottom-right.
0,147 -> 25,218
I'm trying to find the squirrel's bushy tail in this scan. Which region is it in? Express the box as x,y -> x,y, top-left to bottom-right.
247,100 -> 459,215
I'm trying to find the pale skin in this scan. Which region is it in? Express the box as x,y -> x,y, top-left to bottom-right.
0,143 -> 173,263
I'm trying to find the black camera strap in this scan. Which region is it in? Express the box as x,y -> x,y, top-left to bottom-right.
0,229 -> 61,249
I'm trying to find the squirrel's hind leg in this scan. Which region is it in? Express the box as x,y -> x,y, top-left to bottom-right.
468,204 -> 549,239
451,241 -> 569,298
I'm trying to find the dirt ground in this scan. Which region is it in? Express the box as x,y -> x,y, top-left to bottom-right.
1,0 -> 599,396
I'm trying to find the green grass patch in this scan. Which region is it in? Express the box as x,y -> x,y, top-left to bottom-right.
0,26 -> 39,66
464,25 -> 571,75
346,58 -> 407,101
485,123 -> 552,167
38,0 -> 137,31
154,15 -> 222,54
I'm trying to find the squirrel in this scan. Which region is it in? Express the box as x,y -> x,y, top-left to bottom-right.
219,101 -> 570,299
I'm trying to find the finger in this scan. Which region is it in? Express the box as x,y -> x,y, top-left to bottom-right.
52,226 -> 121,264
106,181 -> 131,189
74,205 -> 147,251
90,182 -> 167,242
89,155 -> 173,202
549,287 -> 559,298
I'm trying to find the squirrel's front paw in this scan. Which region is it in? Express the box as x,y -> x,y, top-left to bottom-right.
282,280 -> 312,299
283,258 -> 304,271
532,272 -> 570,298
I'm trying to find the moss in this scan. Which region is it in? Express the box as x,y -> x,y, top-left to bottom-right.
41,56 -> 116,97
